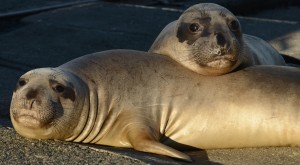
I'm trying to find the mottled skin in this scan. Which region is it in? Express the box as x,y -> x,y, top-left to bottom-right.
10,50 -> 300,162
149,3 -> 286,75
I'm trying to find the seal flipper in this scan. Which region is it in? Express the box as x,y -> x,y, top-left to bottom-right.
127,130 -> 192,162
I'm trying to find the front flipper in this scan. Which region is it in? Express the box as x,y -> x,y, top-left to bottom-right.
127,129 -> 192,162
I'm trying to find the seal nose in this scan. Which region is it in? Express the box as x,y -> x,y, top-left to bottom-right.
26,89 -> 38,100
216,32 -> 226,47
23,88 -> 39,110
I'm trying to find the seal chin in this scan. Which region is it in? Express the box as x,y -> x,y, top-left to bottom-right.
12,109 -> 48,129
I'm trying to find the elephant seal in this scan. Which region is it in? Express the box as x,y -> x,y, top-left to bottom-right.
149,3 -> 286,75
10,50 -> 300,162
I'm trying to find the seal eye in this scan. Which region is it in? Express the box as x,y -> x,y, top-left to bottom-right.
54,85 -> 65,93
229,20 -> 240,31
189,23 -> 200,32
18,79 -> 27,86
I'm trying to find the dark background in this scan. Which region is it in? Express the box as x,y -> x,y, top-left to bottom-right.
0,1 -> 300,164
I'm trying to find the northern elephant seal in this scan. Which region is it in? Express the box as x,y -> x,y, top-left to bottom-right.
149,3 -> 286,75
10,50 -> 300,162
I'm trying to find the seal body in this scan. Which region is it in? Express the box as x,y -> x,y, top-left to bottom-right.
149,3 -> 286,75
10,50 -> 300,161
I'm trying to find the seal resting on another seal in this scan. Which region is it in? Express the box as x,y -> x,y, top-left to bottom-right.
149,3 -> 286,75
10,50 -> 300,162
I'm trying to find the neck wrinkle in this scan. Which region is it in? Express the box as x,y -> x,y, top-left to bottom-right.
83,86 -> 112,143
64,71 -> 90,142
90,91 -> 121,144
72,85 -> 99,143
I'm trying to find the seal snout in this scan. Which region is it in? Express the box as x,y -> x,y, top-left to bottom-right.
25,89 -> 38,109
26,88 -> 38,100
216,32 -> 226,47
22,88 -> 42,110
12,87 -> 44,126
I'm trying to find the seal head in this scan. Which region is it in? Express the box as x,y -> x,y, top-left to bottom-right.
10,68 -> 88,140
150,3 -> 243,75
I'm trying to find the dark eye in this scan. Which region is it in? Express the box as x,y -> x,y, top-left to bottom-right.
229,20 -> 240,31
53,85 -> 65,93
18,79 -> 26,86
189,23 -> 200,32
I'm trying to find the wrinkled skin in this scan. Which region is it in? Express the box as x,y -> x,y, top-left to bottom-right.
10,50 -> 300,162
149,3 -> 286,75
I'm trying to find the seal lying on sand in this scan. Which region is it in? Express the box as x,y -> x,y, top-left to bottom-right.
149,3 -> 286,75
10,50 -> 300,162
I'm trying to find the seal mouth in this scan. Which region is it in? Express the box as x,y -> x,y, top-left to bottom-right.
207,54 -> 237,68
214,54 -> 236,61
12,109 -> 44,129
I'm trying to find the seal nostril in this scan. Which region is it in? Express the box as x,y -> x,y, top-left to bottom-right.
26,89 -> 38,100
216,33 -> 226,47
